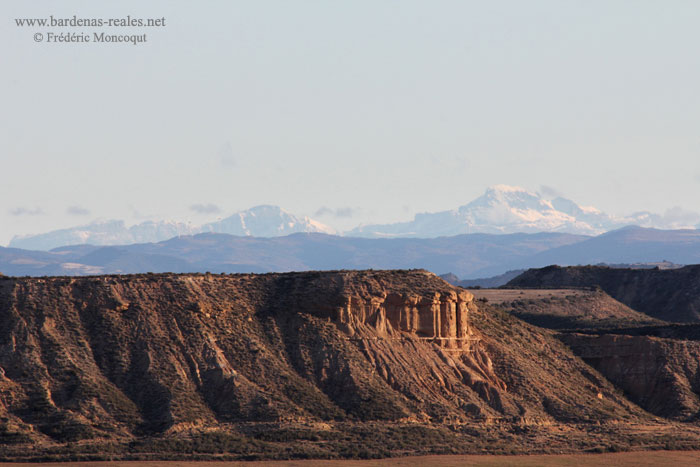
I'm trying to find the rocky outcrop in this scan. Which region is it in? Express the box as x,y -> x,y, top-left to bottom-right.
336,290 -> 474,350
561,333 -> 700,420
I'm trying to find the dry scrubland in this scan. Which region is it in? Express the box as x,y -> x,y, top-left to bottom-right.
471,288 -> 662,329
469,288 -> 589,304
6,450 -> 700,466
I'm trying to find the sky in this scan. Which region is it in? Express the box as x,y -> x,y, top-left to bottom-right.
2,0 -> 700,245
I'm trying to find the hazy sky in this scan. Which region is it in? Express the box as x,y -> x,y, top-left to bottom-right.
2,1 -> 700,245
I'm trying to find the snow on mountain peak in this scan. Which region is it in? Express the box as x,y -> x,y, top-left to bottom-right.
202,205 -> 335,237
9,206 -> 335,250
8,186 -> 700,250
464,185 -> 558,218
350,186 -> 630,238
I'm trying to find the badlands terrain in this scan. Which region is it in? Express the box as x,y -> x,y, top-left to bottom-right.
1,268 -> 700,461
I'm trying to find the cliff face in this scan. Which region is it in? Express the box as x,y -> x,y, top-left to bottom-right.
507,265 -> 700,322
336,290 -> 473,350
0,270 -> 693,460
562,333 -> 700,420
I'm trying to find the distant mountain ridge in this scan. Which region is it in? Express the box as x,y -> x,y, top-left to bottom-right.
349,185 -> 700,238
7,220 -> 199,251
200,205 -> 335,237
7,185 -> 700,250
0,231 -> 587,278
9,205 -> 335,251
3,226 -> 700,281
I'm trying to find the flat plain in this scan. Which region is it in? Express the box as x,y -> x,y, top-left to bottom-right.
5,451 -> 700,466
469,288 -> 587,304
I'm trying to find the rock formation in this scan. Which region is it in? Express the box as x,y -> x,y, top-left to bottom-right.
562,333 -> 700,420
0,270 -> 698,461
335,290 -> 474,351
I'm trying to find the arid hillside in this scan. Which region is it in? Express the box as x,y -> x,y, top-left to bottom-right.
472,279 -> 700,427
471,288 -> 663,330
506,265 -> 700,322
1,271 -> 699,461
561,332 -> 700,421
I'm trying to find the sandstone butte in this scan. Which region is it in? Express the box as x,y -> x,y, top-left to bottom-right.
1,269 -> 700,461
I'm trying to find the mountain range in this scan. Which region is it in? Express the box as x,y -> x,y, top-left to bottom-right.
0,231 -> 584,278
3,226 -> 700,279
8,185 -> 700,251
9,205 -> 335,251
349,185 -> 700,237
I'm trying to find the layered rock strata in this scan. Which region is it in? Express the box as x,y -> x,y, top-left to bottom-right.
336,291 -> 474,350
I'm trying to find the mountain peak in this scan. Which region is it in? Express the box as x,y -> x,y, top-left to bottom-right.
351,186 -> 612,238
202,205 -> 335,237
9,206 -> 334,250
464,185 -> 555,214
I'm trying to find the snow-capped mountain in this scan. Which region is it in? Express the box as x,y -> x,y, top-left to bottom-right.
347,185 -> 699,238
8,187 -> 700,250
8,206 -> 334,251
201,205 -> 335,237
8,220 -> 200,251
